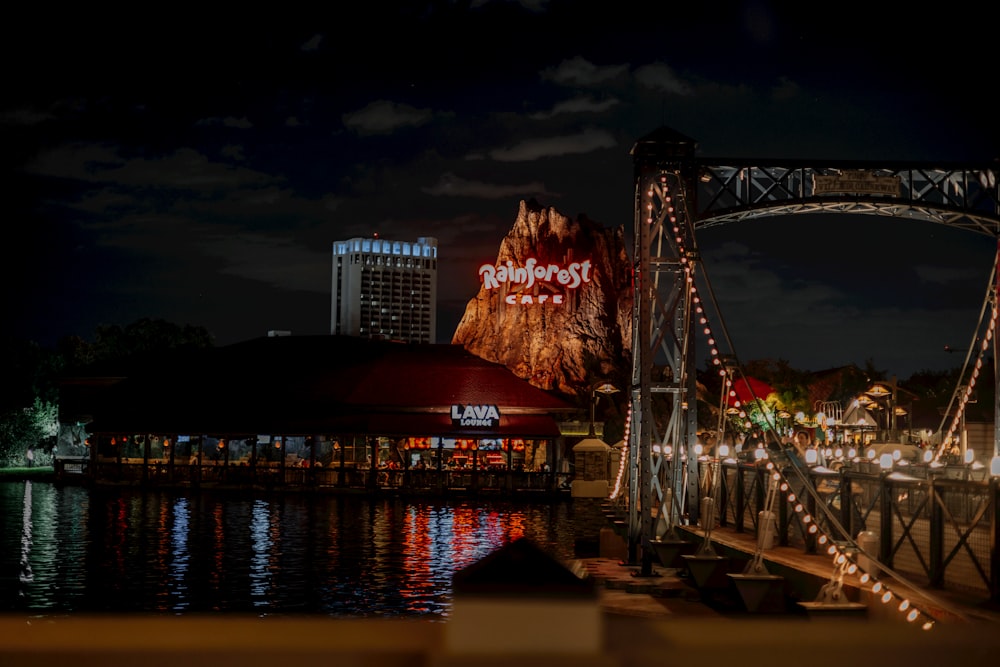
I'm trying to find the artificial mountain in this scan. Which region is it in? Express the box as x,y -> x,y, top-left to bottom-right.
452,199 -> 632,396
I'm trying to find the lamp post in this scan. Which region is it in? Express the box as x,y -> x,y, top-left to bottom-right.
589,382 -> 620,437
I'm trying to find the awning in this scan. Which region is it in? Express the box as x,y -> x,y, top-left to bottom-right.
727,376 -> 775,407
841,402 -> 877,428
362,412 -> 563,438
86,411 -> 564,439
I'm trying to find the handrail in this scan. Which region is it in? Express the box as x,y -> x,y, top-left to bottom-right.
712,459 -> 999,603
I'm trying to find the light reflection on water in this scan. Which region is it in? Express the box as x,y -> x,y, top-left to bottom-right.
0,481 -> 576,618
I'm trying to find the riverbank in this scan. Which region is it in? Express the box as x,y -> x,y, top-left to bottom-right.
0,466 -> 54,481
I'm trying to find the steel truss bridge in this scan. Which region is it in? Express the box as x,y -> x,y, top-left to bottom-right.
623,126 -> 1000,593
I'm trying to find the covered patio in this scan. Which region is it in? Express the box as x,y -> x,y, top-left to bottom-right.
62,335 -> 579,496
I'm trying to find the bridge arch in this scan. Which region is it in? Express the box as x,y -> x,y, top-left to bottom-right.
694,160 -> 1000,235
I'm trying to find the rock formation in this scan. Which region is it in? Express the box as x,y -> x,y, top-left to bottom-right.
452,199 -> 632,396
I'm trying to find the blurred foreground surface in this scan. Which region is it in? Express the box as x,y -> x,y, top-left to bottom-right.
1,613 -> 998,667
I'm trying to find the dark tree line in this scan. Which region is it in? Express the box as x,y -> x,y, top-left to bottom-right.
0,318 -> 214,467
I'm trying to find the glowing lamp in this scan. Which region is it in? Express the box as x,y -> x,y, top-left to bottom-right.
753,447 -> 766,460
991,455 -> 1000,477
879,453 -> 894,470
867,448 -> 876,460
965,449 -> 975,464
892,449 -> 902,461
805,448 -> 818,465
718,444 -> 730,457
924,450 -> 934,463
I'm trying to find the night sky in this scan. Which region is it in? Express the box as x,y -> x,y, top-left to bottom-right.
3,2 -> 997,379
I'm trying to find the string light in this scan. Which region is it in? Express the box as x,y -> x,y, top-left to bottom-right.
756,435 -> 941,631
934,250 -> 998,463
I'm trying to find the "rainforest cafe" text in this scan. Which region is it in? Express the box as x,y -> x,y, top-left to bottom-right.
479,258 -> 592,292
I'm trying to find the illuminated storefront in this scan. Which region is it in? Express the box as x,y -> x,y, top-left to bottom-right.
69,335 -> 578,496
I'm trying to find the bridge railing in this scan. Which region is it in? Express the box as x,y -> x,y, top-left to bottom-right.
703,459 -> 999,602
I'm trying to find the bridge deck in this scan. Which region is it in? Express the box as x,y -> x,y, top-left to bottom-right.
659,524 -> 1000,625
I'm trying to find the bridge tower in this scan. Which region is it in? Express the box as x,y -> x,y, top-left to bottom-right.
627,127 -> 703,575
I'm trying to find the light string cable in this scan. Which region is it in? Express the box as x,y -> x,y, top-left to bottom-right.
933,254 -> 998,463
694,263 -> 787,575
610,404 -> 631,500
693,227 -> 967,629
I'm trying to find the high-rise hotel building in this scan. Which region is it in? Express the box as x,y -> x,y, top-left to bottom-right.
331,235 -> 438,344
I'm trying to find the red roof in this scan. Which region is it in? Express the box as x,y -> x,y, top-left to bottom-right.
82,336 -> 576,437
726,376 -> 775,407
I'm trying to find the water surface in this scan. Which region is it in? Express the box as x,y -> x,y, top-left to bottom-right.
0,480 -> 577,617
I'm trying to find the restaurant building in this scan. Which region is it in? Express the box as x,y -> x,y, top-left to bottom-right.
64,334 -> 580,497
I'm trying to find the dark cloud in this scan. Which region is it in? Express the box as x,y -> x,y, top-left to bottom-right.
1,1 -> 995,380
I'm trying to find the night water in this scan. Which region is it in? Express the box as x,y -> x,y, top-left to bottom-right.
0,480 -> 577,618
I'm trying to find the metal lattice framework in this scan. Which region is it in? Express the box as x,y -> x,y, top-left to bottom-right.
696,160 -> 1000,236
627,130 -> 701,575
625,127 -> 1000,574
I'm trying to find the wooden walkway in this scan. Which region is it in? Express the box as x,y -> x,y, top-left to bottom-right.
590,523 -> 1000,625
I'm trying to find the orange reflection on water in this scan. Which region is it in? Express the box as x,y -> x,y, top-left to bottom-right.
399,504 -> 434,612
210,502 -> 225,600
396,503 -> 534,615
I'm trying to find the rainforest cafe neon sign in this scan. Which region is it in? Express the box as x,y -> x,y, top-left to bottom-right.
479,258 -> 592,305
